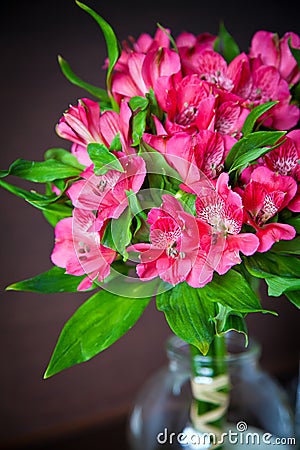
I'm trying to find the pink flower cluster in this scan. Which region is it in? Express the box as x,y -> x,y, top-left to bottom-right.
52,27 -> 300,289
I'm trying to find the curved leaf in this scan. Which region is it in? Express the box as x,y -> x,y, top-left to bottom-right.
6,266 -> 88,293
156,282 -> 216,354
76,1 -> 120,109
225,131 -> 286,172
44,289 -> 150,377
58,55 -> 111,104
213,22 -> 240,63
198,270 -> 269,313
3,158 -> 81,182
241,101 -> 278,136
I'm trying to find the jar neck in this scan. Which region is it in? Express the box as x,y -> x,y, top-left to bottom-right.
166,332 -> 261,372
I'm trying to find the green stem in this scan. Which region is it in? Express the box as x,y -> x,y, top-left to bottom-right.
190,335 -> 229,449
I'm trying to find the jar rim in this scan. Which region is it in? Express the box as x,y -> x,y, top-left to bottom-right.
166,331 -> 261,366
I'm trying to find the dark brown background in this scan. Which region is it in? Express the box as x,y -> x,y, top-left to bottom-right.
0,1 -> 299,449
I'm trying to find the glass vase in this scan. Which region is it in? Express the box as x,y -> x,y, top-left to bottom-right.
127,332 -> 296,449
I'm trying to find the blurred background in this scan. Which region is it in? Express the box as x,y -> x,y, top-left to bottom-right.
0,0 -> 299,449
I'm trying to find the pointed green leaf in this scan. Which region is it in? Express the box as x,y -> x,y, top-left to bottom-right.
213,303 -> 248,340
109,132 -> 122,152
42,207 -> 72,227
284,216 -> 300,233
102,207 -> 132,260
140,141 -> 182,183
87,143 -> 124,174
225,130 -> 286,172
266,276 -> 300,297
156,282 -> 216,354
76,1 -> 120,109
44,289 -> 150,377
241,101 -> 278,136
131,109 -> 148,146
213,22 -> 240,63
58,55 -> 111,105
271,236 -> 300,255
245,252 -> 300,279
129,96 -> 149,112
0,178 -> 51,202
6,266 -> 89,293
3,158 -> 81,182
0,169 -> 8,178
0,179 -> 73,216
44,148 -> 84,170
197,270 -> 270,313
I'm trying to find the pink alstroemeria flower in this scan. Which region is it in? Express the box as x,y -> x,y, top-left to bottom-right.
143,127 -> 235,187
228,53 -> 300,130
182,49 -> 299,130
67,153 -> 146,224
184,49 -> 234,91
112,26 -> 172,72
56,98 -> 135,166
128,194 -> 212,287
111,46 -> 181,104
176,32 -> 216,75
195,172 -> 259,275
155,74 -> 216,134
155,74 -> 250,138
264,131 -> 300,212
241,166 -> 297,252
51,209 -> 116,291
249,30 -> 300,85
110,26 -> 179,103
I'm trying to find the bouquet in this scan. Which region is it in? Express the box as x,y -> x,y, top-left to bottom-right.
1,0 -> 299,405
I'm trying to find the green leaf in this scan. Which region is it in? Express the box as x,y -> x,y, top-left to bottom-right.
6,266 -> 89,293
245,253 -> 300,298
42,207 -> 72,227
266,276 -> 300,297
131,109 -> 148,146
241,102 -> 278,136
140,141 -> 182,184
129,96 -> 149,112
109,132 -> 122,152
245,252 -> 300,279
198,270 -> 268,313
213,22 -> 240,63
76,1 -> 120,109
0,178 -> 51,203
213,303 -> 248,340
284,216 -> 300,233
156,282 -> 216,354
102,207 -> 132,259
57,55 -> 111,105
0,178 -> 73,216
146,88 -> 164,122
44,148 -> 84,170
285,291 -> 300,308
3,158 -> 81,183
271,236 -> 300,255
0,169 -> 8,178
87,143 -> 124,175
44,289 -> 150,377
129,96 -> 149,146
175,189 -> 196,215
225,130 -> 286,172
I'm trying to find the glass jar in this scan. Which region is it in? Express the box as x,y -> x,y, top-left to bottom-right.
127,332 -> 296,450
